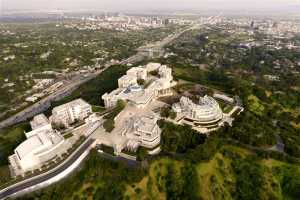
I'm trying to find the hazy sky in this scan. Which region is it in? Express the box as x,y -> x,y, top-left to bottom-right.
1,0 -> 300,13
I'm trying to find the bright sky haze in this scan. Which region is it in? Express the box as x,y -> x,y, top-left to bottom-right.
1,0 -> 300,14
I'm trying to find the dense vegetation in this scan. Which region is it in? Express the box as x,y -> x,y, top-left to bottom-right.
0,22 -> 178,114
18,149 -> 145,200
18,135 -> 300,200
50,65 -> 129,107
3,23 -> 300,200
161,27 -> 300,158
158,120 -> 206,153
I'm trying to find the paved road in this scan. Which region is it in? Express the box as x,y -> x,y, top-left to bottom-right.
0,138 -> 95,200
0,25 -> 196,130
0,69 -> 105,130
0,52 -> 141,130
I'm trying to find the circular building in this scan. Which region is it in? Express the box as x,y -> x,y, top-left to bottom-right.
172,95 -> 223,128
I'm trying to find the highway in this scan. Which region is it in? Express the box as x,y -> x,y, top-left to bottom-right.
0,25 -> 196,130
0,24 -> 199,199
0,69 -> 105,130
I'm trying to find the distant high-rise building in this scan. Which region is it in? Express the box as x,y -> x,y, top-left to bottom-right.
164,18 -> 171,26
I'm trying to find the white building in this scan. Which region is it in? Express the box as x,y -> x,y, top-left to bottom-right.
172,96 -> 224,126
158,65 -> 173,80
118,75 -> 137,88
30,114 -> 52,131
50,99 -> 92,127
213,93 -> 235,104
102,64 -> 176,108
9,114 -> 64,174
25,96 -> 38,103
145,63 -> 162,72
124,114 -> 161,150
126,67 -> 147,80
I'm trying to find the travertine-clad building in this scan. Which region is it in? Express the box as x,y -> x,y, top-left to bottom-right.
124,114 -> 161,149
172,96 -> 224,126
100,63 -> 177,155
102,63 -> 176,108
50,99 -> 92,127
145,63 -> 161,72
9,114 -> 64,174
118,75 -> 137,88
126,67 -> 147,80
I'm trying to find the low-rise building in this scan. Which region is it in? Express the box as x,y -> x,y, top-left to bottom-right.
102,63 -> 176,108
50,99 -> 92,127
9,114 -> 64,174
25,96 -> 38,103
126,67 -> 147,80
146,63 -> 162,72
124,114 -> 161,150
118,75 -> 137,88
213,93 -> 235,104
172,96 -> 224,127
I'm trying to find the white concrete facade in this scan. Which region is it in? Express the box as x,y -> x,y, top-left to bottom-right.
50,99 -> 92,127
172,96 -> 223,125
126,67 -> 147,80
145,63 -> 162,72
124,114 -> 161,149
213,93 -> 234,104
9,114 -> 64,175
102,63 -> 176,109
118,75 -> 137,88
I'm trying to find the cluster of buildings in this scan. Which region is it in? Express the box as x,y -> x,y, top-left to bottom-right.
102,63 -> 176,109
8,62 -> 243,175
100,63 -> 176,154
63,14 -> 191,31
9,99 -> 93,176
100,63 -> 241,154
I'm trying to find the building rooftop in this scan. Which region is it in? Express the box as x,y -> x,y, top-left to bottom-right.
118,74 -> 137,83
52,98 -> 90,113
15,136 -> 43,160
134,115 -> 158,134
30,114 -> 50,130
15,128 -> 64,161
126,67 -> 146,74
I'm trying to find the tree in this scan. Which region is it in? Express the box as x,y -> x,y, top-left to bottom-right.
136,148 -> 148,161
160,107 -> 170,118
169,111 -> 177,120
137,79 -> 145,86
103,119 -> 115,132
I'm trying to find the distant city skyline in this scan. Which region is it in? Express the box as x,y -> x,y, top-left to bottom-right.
1,0 -> 300,15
